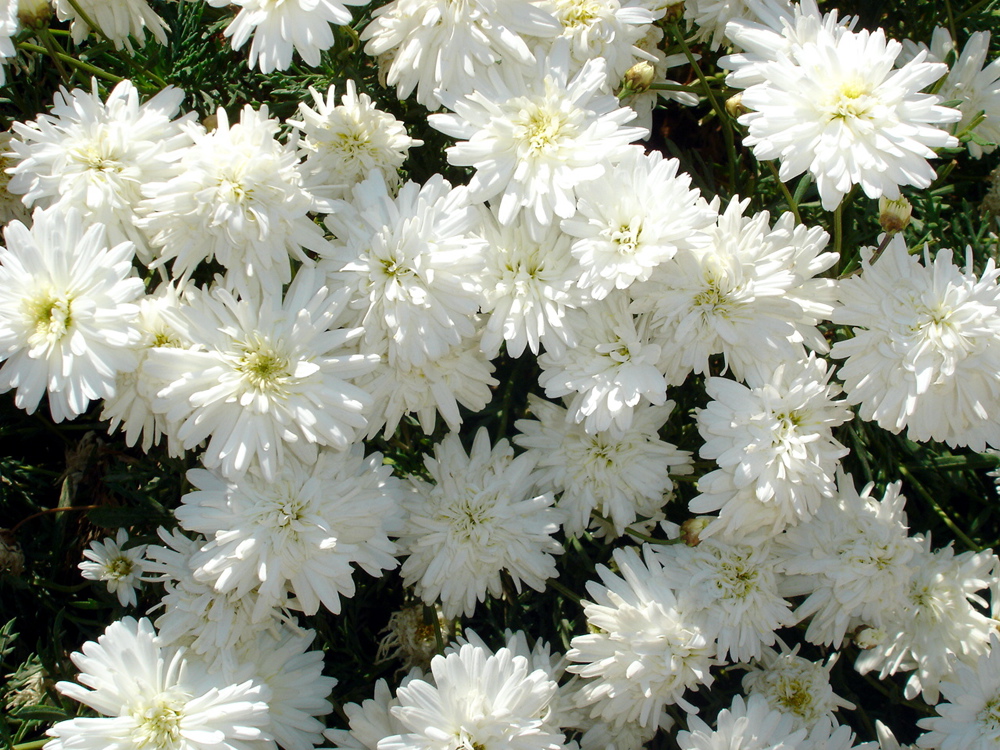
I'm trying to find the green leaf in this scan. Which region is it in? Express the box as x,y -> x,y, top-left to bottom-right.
10,705 -> 69,722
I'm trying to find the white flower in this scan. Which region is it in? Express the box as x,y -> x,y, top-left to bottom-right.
381,642 -> 566,750
0,208 -> 143,422
325,677 -> 413,750
775,472 -> 922,648
361,0 -> 561,108
538,293 -> 667,435
732,24 -> 959,210
514,395 -> 691,537
79,528 -> 148,607
399,428 -> 564,619
691,356 -> 852,539
174,447 -> 404,619
6,79 -> 192,263
208,0 -> 366,73
0,0 -> 17,87
567,545 -> 717,728
830,237 -> 1000,451
631,198 -> 836,386
322,171 -> 486,369
917,634 -> 1000,749
289,81 -> 422,204
429,40 -> 646,229
675,694 -> 807,750
52,0 -> 167,50
45,617 -> 272,750
138,105 -> 330,298
145,270 -> 376,481
743,645 -> 855,730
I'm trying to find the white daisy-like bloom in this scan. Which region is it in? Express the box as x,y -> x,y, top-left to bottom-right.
325,676 -> 416,750
289,81 -> 422,205
514,396 -> 691,537
45,617 -> 272,750
381,641 -> 566,750
174,447 -> 404,621
145,269 -> 376,482
732,24 -> 959,210
145,528 -> 289,658
917,634 -> 1000,749
101,283 -> 191,454
657,538 -> 795,664
0,0 -> 18,87
830,237 -> 1000,451
675,694 -> 807,750
231,626 -> 336,750
207,0 -> 366,73
803,717 -> 872,750
567,545 -> 717,728
685,0 -> 768,50
534,0 -> 659,85
632,198 -> 837,386
560,146 -> 716,300
538,293 -> 667,435
742,645 -> 855,731
79,528 -> 149,607
399,427 -> 564,619
322,171 -> 487,369
691,355 -> 852,539
359,331 -> 498,439
876,721 -> 918,750
429,40 -> 646,230
854,540 -> 997,705
6,79 -> 192,263
479,214 -> 583,358
775,472 -> 922,648
361,0 -> 561,108
138,105 -> 330,299
52,0 -> 168,50
0,208 -> 143,423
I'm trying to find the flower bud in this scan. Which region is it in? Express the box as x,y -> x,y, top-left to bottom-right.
878,196 -> 912,234
18,0 -> 51,29
622,61 -> 656,96
681,516 -> 711,546
725,92 -> 748,119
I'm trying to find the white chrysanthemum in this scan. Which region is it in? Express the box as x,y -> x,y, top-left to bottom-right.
855,540 -> 996,705
361,0 -> 561,108
399,427 -> 564,619
732,24 -> 959,210
138,105 -> 330,298
657,538 -> 795,663
538,293 -> 667,435
207,0 -> 366,73
830,237 -> 1000,450
742,645 -> 855,730
359,331 -> 497,439
0,208 -> 143,422
79,528 -> 149,607
145,528 -> 289,657
567,545 -> 717,728
145,270 -> 376,482
0,0 -> 17,87
45,617 -> 272,750
632,198 -> 836,386
691,356 -> 852,539
675,694 -> 807,750
917,634 -> 1000,749
6,80 -> 192,262
175,447 -> 403,620
479,214 -> 582,358
325,676 -> 415,750
381,642 -> 565,750
876,721 -> 918,750
775,472 -> 922,648
52,0 -> 167,50
560,146 -> 715,300
429,40 -> 646,229
233,626 -> 336,750
514,396 -> 691,537
803,718 -> 871,750
289,81 -> 422,204
322,171 -> 486,368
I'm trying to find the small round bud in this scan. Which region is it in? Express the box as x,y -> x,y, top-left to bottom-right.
725,92 -> 748,119
681,516 -> 711,546
622,61 -> 656,96
853,624 -> 887,649
878,196 -> 912,234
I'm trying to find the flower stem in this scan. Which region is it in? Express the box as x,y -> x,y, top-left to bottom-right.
10,505 -> 102,535
547,577 -> 582,606
13,740 -> 49,750
898,464 -> 981,551
17,42 -> 124,84
765,160 -> 800,223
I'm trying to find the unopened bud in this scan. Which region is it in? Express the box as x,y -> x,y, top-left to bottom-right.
853,625 -> 887,649
878,196 -> 912,234
661,1 -> 685,23
622,61 -> 656,96
681,516 -> 711,546
725,92 -> 748,119
17,0 -> 51,28
0,529 -> 25,576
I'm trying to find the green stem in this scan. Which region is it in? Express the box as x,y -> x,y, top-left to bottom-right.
647,82 -> 709,94
10,504 -> 102,535
956,0 -> 998,22
898,464 -> 981,551
765,160 -> 800,223
34,29 -> 70,82
833,201 -> 844,273
423,604 -> 446,654
624,527 -> 686,545
669,20 -> 740,192
547,577 -> 582,606
17,42 -> 124,84
14,741 -> 49,750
